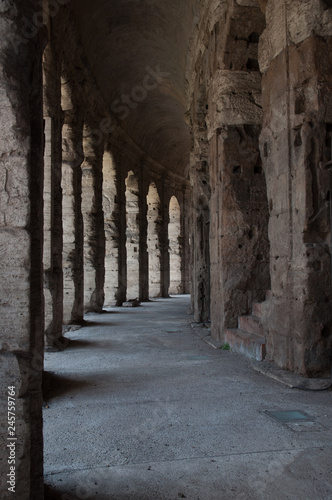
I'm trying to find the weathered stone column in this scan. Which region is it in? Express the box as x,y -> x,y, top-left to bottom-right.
160,184 -> 170,297
125,169 -> 140,300
0,3 -> 45,498
259,0 -> 332,375
114,153 -> 127,305
138,165 -> 149,301
43,41 -> 64,350
191,158 -> 211,322
82,124 -> 105,313
147,182 -> 162,298
182,185 -> 192,295
189,65 -> 211,322
61,79 -> 84,324
169,194 -> 182,294
103,149 -> 119,306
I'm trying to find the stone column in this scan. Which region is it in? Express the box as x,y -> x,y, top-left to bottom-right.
61,79 -> 84,324
169,194 -> 183,294
259,0 -> 332,375
189,64 -> 211,322
0,3 -> 45,498
43,41 -> 64,350
147,182 -> 162,298
125,170 -> 140,300
82,124 -> 105,313
103,149 -> 119,306
115,154 -> 127,305
191,158 -> 211,322
139,165 -> 149,301
160,185 -> 170,297
182,185 -> 192,295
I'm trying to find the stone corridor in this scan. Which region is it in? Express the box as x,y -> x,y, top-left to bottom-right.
44,296 -> 332,500
1,1 -> 332,498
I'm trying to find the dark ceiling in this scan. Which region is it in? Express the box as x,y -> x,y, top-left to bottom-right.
71,0 -> 200,177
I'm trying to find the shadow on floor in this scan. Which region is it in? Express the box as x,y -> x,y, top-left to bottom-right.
81,320 -> 119,327
42,371 -> 94,403
44,484 -> 63,500
64,339 -> 94,349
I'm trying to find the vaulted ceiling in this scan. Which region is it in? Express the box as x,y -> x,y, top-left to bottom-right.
71,0 -> 201,177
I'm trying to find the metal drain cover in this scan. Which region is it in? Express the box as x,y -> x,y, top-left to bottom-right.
265,410 -> 312,422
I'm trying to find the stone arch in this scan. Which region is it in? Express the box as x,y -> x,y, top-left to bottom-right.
147,182 -> 162,297
168,195 -> 182,294
125,170 -> 140,300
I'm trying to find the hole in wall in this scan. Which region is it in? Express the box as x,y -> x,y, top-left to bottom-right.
312,260 -> 321,271
248,230 -> 254,240
233,165 -> 241,174
254,166 -> 262,174
321,324 -> 330,338
256,254 -> 263,261
294,131 -> 302,147
269,199 -> 273,212
295,91 -> 305,115
322,0 -> 332,9
246,58 -> 259,71
248,32 -> 260,44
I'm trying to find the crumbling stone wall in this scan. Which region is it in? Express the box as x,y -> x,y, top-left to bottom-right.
188,0 -> 270,334
259,0 -> 332,376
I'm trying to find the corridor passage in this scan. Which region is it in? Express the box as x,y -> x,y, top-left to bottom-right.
44,296 -> 332,500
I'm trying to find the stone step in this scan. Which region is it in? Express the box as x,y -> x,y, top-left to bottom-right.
238,315 -> 264,337
225,328 -> 266,361
252,301 -> 264,318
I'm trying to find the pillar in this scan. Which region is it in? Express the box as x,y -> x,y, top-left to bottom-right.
0,3 -> 45,497
43,40 -> 64,350
103,149 -> 119,306
139,165 -> 149,301
82,124 -> 105,313
61,78 -> 84,324
160,185 -> 170,297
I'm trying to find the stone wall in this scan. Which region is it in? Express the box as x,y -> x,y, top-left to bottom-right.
188,0 -> 271,334
259,0 -> 332,376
